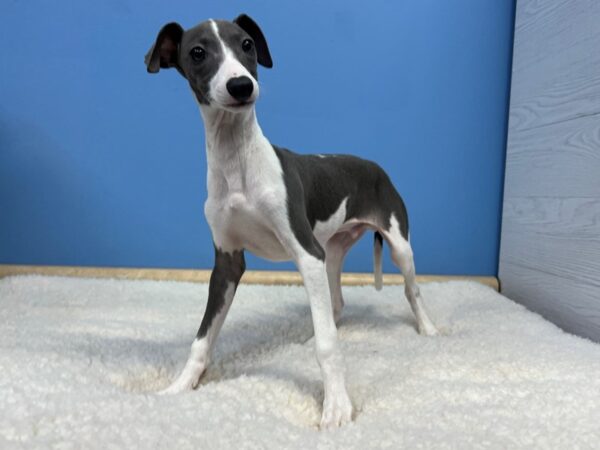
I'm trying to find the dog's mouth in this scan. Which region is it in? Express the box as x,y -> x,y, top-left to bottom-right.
226,100 -> 253,108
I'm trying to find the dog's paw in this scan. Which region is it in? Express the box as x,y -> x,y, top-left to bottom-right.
417,317 -> 440,336
418,324 -> 439,336
158,377 -> 197,395
158,365 -> 205,395
320,392 -> 353,430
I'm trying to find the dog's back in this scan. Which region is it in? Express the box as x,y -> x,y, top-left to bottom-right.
273,146 -> 409,239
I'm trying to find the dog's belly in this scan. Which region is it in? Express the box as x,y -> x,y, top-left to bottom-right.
210,193 -> 369,261
238,223 -> 290,261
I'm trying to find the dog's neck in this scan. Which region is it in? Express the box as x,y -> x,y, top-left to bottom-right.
200,106 -> 264,158
199,104 -> 272,192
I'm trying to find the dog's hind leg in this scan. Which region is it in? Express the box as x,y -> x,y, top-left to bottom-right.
325,227 -> 366,324
159,245 -> 245,394
381,215 -> 438,336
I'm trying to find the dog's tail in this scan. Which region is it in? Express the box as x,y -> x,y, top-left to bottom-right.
373,231 -> 383,291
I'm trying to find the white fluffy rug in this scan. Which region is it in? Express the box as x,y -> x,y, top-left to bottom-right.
1,276 -> 600,449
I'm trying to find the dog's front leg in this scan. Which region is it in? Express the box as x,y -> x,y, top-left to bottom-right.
160,245 -> 245,394
261,195 -> 353,428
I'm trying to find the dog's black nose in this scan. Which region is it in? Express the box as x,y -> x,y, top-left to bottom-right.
226,76 -> 254,102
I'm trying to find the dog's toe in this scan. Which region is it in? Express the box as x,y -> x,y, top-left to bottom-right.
320,392 -> 353,430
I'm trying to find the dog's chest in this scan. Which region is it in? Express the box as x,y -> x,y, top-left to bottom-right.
204,142 -> 290,260
206,189 -> 289,260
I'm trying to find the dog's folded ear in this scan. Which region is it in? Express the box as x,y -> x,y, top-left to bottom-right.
145,22 -> 184,74
233,14 -> 273,68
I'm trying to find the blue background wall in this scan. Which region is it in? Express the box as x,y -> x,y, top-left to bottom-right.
0,1 -> 515,275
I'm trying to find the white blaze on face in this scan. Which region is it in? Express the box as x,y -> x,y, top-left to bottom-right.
208,20 -> 259,107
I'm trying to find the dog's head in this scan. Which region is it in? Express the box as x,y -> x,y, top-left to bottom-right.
145,15 -> 272,113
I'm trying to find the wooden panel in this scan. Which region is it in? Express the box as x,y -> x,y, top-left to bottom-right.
0,265 -> 499,290
504,108 -> 600,199
502,197 -> 600,236
509,74 -> 600,132
500,0 -> 600,342
500,197 -> 600,287
509,0 -> 600,131
500,263 -> 600,342
512,0 -> 600,76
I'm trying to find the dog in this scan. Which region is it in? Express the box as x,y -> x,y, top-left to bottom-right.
145,14 -> 439,429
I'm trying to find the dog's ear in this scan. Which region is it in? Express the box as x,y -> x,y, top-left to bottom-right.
233,14 -> 273,68
145,22 -> 184,74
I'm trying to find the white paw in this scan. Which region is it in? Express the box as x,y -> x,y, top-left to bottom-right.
418,319 -> 439,336
158,365 -> 205,395
320,391 -> 353,429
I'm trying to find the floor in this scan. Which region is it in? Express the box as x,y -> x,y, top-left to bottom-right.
1,276 -> 599,448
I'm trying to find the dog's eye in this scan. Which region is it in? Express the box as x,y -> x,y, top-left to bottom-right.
190,46 -> 206,62
242,39 -> 254,53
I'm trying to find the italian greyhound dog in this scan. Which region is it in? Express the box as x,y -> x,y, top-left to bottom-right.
145,14 -> 438,429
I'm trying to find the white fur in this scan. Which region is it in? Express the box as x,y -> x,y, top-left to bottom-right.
208,20 -> 259,109
167,20 -> 437,427
313,197 -> 348,245
176,22 -> 355,427
200,107 -> 289,260
8,276 -> 600,446
173,26 -> 440,422
296,253 -> 353,428
196,106 -> 357,426
160,282 -> 236,393
199,22 -> 288,259
382,215 -> 438,336
159,338 -> 209,394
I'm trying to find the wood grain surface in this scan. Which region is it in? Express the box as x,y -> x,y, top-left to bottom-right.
0,264 -> 498,290
499,0 -> 600,341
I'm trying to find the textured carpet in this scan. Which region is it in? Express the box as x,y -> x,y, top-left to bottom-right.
1,275 -> 599,449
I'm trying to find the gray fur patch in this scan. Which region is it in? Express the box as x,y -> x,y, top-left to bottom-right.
196,246 -> 245,338
273,146 -> 409,236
